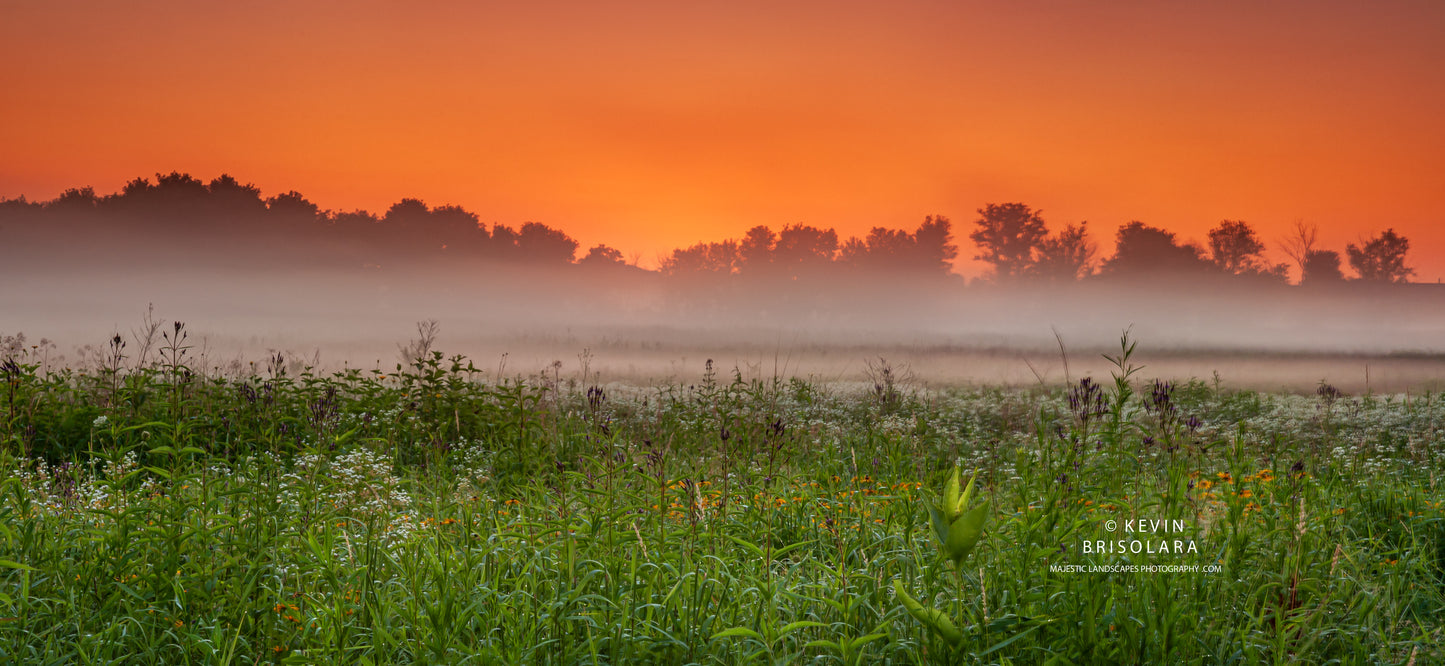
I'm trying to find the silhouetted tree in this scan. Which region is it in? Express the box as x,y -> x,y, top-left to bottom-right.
578,244 -> 626,266
738,225 -> 776,274
133,172 -> 209,206
1278,220 -> 1318,284
0,197 -> 41,239
433,205 -> 487,254
118,176 -> 155,199
330,209 -> 379,233
970,203 -> 1047,281
516,222 -> 579,263
838,237 -> 868,266
103,172 -> 210,222
865,227 -> 915,261
660,240 -> 739,276
1346,229 -> 1413,283
383,198 -> 430,227
1028,221 -> 1096,282
266,191 -> 322,223
840,227 -> 910,270
913,215 -> 958,275
1300,249 -> 1345,285
774,224 -> 840,277
380,198 -> 437,254
45,187 -> 99,212
156,171 -> 208,195
1100,221 -> 1214,276
490,224 -> 520,256
838,217 -> 954,276
1208,219 -> 1287,282
206,175 -> 265,214
0,196 -> 40,213
328,209 -> 382,264
1208,220 -> 1264,274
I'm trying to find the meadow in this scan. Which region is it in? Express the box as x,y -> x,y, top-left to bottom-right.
0,326 -> 1441,664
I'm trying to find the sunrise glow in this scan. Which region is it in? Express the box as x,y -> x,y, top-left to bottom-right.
3,1 -> 1442,278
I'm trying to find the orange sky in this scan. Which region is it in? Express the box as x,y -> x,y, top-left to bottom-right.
3,1 -> 1443,279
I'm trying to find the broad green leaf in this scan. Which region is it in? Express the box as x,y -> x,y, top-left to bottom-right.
979,625 -> 1039,656
724,535 -> 766,559
333,425 -> 362,445
773,539 -> 817,559
849,633 -> 887,650
711,627 -> 765,641
779,621 -> 827,635
925,502 -> 950,547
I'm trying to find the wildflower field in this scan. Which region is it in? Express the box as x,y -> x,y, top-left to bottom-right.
0,330 -> 1442,664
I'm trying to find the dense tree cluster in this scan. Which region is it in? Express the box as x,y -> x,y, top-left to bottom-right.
1346,230 -> 1414,284
968,207 -> 1412,286
0,172 -> 1422,287
0,172 -> 582,269
660,217 -> 958,281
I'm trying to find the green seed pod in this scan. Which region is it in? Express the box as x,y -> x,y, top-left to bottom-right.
941,467 -> 977,523
944,503 -> 988,564
942,467 -> 963,522
892,580 -> 964,646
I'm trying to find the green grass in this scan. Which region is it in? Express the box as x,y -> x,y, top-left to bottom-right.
0,333 -> 1442,664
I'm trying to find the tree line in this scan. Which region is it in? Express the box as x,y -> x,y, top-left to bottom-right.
967,204 -> 1413,285
0,172 -> 1417,285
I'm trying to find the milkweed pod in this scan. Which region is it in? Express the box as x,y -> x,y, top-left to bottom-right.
942,467 -> 978,523
892,579 -> 964,646
942,467 -> 962,521
944,503 -> 988,564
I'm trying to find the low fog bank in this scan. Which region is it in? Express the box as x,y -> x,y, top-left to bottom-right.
6,265 -> 1445,393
